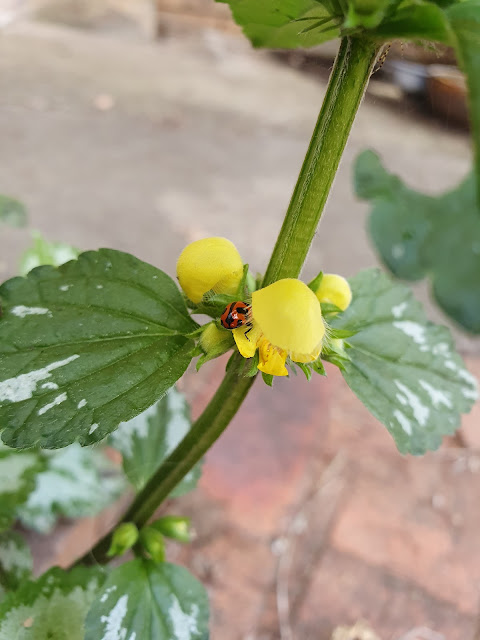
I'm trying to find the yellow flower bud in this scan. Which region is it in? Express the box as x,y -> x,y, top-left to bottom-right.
314,273 -> 352,311
233,278 -> 325,377
200,323 -> 233,354
176,237 -> 244,303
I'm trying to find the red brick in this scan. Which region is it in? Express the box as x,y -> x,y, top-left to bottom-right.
296,549 -> 475,639
330,448 -> 480,615
195,367 -> 333,537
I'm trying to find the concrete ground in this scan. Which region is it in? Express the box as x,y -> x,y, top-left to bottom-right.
0,15 -> 479,640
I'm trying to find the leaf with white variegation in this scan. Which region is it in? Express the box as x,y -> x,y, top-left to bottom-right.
355,150 -> 480,333
0,446 -> 43,532
0,566 -> 105,640
16,444 -> 126,533
110,387 -> 202,497
331,269 -> 478,454
19,231 -> 80,277
84,559 -> 209,640
0,532 -> 32,601
0,249 -> 197,449
0,196 -> 27,228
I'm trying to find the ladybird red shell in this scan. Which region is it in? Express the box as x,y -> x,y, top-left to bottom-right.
220,302 -> 250,330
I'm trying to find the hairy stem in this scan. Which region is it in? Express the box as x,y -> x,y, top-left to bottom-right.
263,36 -> 380,286
77,35 -> 379,567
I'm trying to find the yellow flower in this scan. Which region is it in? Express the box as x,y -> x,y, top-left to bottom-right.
233,279 -> 325,377
314,273 -> 352,311
177,237 -> 243,304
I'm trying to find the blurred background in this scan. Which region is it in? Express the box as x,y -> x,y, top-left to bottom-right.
0,1 -> 479,638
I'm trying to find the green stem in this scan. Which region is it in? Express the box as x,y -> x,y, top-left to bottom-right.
263,36 -> 380,286
79,356 -> 255,565
77,35 -> 379,567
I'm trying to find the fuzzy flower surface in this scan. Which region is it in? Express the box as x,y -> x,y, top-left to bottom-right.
176,237 -> 243,303
233,279 -> 325,377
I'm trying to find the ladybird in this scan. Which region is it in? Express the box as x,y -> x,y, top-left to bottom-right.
220,301 -> 253,339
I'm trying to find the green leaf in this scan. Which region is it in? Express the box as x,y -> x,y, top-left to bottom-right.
0,446 -> 43,532
85,559 -> 209,640
0,532 -> 32,600
331,269 -> 478,454
16,444 -> 126,534
0,249 -> 197,449
192,292 -> 239,317
0,196 -> 27,228
219,0 -> 340,49
19,231 -> 80,276
296,362 -> 313,380
307,271 -> 323,292
355,150 -> 480,332
447,0 -> 480,202
321,301 -> 343,318
311,358 -> 327,375
0,566 -> 105,640
242,350 -> 260,377
345,0 -> 392,29
328,327 -> 357,339
110,387 -> 202,497
261,372 -> 274,386
374,2 -> 452,42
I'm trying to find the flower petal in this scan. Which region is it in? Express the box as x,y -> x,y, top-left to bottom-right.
291,346 -> 321,363
252,279 -> 324,357
257,339 -> 288,377
176,237 -> 244,304
233,323 -> 262,358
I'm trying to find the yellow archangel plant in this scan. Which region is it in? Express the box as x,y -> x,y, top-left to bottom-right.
176,237 -> 352,377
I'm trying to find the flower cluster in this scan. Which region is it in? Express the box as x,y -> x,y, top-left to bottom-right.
177,237 -> 351,377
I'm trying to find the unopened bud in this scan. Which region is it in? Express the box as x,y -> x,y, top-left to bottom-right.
107,523 -> 139,558
176,237 -> 244,303
313,273 -> 352,312
152,516 -> 191,543
140,527 -> 166,563
200,323 -> 233,354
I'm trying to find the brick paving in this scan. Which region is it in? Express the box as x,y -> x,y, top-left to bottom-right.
171,355 -> 480,640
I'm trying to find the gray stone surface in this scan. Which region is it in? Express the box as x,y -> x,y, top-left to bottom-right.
0,20 -> 475,351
